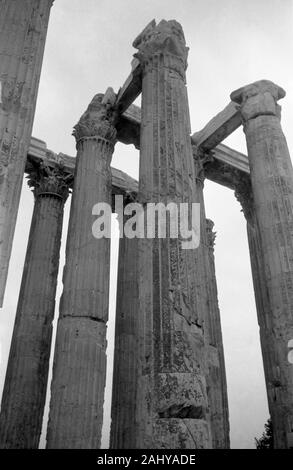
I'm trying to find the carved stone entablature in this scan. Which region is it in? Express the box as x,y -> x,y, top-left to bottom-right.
26,160 -> 73,201
234,173 -> 254,222
230,79 -> 285,125
206,218 -> 216,252
193,146 -> 214,186
133,19 -> 189,81
72,88 -> 117,146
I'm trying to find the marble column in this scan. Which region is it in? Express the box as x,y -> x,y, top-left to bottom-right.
134,20 -> 211,448
205,219 -> 230,449
46,90 -> 117,449
193,149 -> 230,448
0,161 -> 70,449
231,80 -> 293,448
110,210 -> 139,449
0,0 -> 54,307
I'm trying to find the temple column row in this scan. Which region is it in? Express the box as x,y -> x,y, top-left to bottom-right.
0,161 -> 71,448
0,0 -> 54,307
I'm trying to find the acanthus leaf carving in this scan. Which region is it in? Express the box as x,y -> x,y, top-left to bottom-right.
27,159 -> 73,200
72,89 -> 117,145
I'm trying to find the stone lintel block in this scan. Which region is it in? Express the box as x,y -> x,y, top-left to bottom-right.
47,316 -> 107,448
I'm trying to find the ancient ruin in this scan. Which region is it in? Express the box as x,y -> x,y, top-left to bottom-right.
0,1 -> 293,449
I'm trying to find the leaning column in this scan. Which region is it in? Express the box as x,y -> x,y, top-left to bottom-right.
46,90 -> 117,449
0,161 -> 70,448
0,0 -> 54,307
231,80 -> 293,448
134,20 -> 211,448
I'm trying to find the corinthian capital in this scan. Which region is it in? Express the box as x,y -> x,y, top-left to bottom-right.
230,80 -> 285,122
133,19 -> 188,80
73,88 -> 117,145
27,160 -> 72,201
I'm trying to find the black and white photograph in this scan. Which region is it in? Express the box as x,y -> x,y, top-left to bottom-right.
0,0 -> 292,457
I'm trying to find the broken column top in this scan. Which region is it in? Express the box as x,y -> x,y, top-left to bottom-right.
230,80 -> 286,121
132,19 -> 188,78
72,88 -> 117,145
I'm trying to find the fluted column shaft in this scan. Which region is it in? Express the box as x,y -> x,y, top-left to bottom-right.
205,219 -> 230,449
134,20 -> 211,448
193,150 -> 230,448
246,213 -> 279,434
110,215 -> 138,449
46,91 -> 117,449
0,0 -> 54,307
0,162 -> 69,448
231,80 -> 293,448
192,151 -> 230,448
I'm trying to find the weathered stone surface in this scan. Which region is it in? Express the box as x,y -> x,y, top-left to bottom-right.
205,219 -> 230,448
192,144 -> 230,448
192,102 -> 242,151
231,79 -> 293,449
0,161 -> 69,448
110,218 -> 138,449
134,19 -> 211,449
0,0 -> 54,307
151,418 -> 210,449
47,316 -> 107,448
46,91 -> 117,449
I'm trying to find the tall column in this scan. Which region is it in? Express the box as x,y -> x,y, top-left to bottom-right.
134,20 -> 211,449
0,161 -> 70,449
46,90 -> 117,449
205,219 -> 230,449
110,211 -> 138,449
231,80 -> 293,448
193,149 -> 230,448
0,0 -> 54,307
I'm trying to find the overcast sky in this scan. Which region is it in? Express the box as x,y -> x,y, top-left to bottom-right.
1,0 -> 293,449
